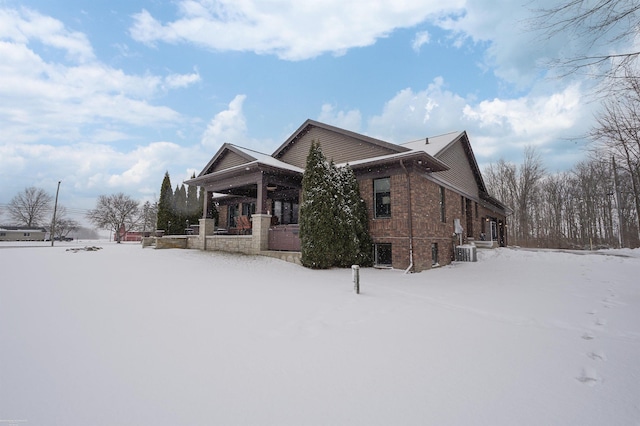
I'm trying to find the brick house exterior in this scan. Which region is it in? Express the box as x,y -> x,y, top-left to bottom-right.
185,119 -> 510,272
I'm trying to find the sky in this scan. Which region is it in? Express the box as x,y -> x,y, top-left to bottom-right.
0,0 -> 623,226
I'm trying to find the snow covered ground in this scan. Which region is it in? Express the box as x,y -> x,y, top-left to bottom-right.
1,241 -> 639,425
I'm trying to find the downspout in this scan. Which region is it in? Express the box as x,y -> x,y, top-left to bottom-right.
400,160 -> 414,273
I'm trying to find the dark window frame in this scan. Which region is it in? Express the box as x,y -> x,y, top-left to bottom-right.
374,177 -> 391,219
439,186 -> 446,223
374,243 -> 392,266
431,243 -> 439,266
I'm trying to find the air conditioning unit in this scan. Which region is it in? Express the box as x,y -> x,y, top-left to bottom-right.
455,245 -> 477,262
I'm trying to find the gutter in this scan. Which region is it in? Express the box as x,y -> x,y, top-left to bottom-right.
400,159 -> 414,273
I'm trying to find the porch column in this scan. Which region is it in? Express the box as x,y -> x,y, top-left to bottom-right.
251,214 -> 272,253
202,190 -> 209,219
256,176 -> 269,214
199,218 -> 216,250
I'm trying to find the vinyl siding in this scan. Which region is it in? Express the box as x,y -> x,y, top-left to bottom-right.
435,140 -> 479,198
213,150 -> 251,172
277,126 -> 399,169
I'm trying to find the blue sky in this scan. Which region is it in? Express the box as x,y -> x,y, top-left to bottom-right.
0,0 -> 618,226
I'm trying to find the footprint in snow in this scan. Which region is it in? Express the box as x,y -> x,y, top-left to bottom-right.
581,332 -> 595,340
587,351 -> 607,361
595,318 -> 607,326
576,368 -> 600,386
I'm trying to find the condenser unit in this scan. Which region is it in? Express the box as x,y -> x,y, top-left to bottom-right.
455,245 -> 477,262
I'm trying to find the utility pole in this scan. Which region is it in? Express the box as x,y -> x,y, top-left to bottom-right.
51,181 -> 61,247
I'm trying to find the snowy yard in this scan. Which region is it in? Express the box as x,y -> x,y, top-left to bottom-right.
1,242 -> 639,425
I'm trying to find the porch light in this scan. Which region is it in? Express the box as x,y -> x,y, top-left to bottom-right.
267,185 -> 277,191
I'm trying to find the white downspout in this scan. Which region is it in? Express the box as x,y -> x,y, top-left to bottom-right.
400,160 -> 414,274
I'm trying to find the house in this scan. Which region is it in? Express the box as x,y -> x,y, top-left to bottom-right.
184,119 -> 510,272
0,226 -> 47,241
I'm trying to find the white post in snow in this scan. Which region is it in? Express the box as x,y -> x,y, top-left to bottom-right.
352,265 -> 360,294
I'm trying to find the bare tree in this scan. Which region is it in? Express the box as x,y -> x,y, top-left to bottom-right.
51,206 -> 80,240
7,187 -> 53,227
533,0 -> 640,82
86,193 -> 140,243
589,72 -> 640,244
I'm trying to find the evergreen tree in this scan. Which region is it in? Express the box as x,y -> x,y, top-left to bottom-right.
186,173 -> 200,226
300,141 -> 336,268
173,184 -> 187,234
342,165 -> 373,266
331,165 -> 373,267
157,171 -> 174,233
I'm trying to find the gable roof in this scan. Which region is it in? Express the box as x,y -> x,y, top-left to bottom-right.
272,119 -> 410,168
187,143 -> 303,186
401,131 -> 487,195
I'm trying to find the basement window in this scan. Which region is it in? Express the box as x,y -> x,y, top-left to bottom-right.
374,243 -> 392,267
432,243 -> 439,266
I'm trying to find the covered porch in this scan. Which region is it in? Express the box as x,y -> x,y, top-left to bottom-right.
185,152 -> 304,254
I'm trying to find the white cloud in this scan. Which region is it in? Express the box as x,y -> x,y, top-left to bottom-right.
201,95 -> 249,148
0,7 -> 95,62
130,0 -> 465,60
318,104 -> 362,132
461,84 -> 585,156
0,8 -> 186,146
164,71 -> 201,89
367,77 -> 468,142
412,31 -> 430,52
365,77 -> 589,169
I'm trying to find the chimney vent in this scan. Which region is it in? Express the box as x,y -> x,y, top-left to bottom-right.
425,137 -> 429,144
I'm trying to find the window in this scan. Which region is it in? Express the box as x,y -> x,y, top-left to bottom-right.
228,203 -> 239,227
241,202 -> 256,218
272,200 -> 299,225
431,243 -> 439,266
374,243 -> 392,266
475,202 -> 478,218
439,186 -> 446,222
23,232 -> 30,237
374,177 -> 391,218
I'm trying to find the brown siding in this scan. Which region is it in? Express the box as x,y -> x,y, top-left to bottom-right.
215,151 -> 251,172
278,126 -> 399,169
436,140 -> 479,197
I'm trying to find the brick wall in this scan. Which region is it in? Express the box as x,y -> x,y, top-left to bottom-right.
359,169 -> 506,272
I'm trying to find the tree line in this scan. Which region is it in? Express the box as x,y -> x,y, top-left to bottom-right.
484,146 -> 639,250
486,0 -> 640,250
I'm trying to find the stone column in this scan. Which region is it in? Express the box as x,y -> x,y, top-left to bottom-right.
251,214 -> 272,253
199,218 -> 216,250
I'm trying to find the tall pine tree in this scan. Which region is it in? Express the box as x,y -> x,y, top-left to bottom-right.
300,141 -> 336,268
300,141 -> 373,268
186,173 -> 200,227
157,171 -> 174,233
173,184 -> 187,234
341,165 -> 373,266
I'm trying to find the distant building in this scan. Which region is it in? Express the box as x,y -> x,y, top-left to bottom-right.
0,226 -> 47,241
183,119 -> 511,272
116,225 -> 150,242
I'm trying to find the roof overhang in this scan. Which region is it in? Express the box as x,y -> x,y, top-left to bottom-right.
185,160 -> 303,188
344,150 -> 449,173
